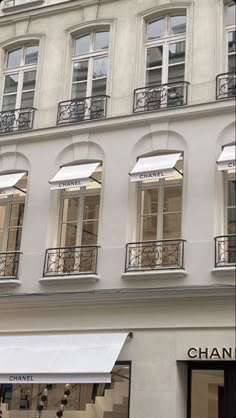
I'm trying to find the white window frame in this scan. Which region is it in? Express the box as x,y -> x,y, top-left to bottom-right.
145,14 -> 186,86
1,45 -> 38,111
0,194 -> 25,252
225,2 -> 236,72
71,30 -> 109,99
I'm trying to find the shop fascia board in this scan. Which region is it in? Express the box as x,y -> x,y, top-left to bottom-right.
0,285 -> 234,312
0,99 -> 234,146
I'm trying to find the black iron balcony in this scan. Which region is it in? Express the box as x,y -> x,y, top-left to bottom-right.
125,239 -> 185,272
57,95 -> 109,125
133,81 -> 189,113
0,107 -> 35,134
43,245 -> 100,277
216,72 -> 236,100
215,235 -> 236,267
0,251 -> 22,279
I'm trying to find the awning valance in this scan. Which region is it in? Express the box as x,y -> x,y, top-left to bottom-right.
0,172 -> 26,196
217,145 -> 236,171
50,163 -> 100,190
0,333 -> 128,383
130,153 -> 181,182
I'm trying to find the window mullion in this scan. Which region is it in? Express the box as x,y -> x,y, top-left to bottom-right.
77,192 -> 84,245
157,184 -> 164,240
162,42 -> 169,84
17,70 -> 24,109
87,57 -> 94,97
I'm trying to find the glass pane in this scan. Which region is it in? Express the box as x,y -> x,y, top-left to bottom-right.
62,198 -> 79,222
163,213 -> 181,239
147,18 -> 165,40
141,189 -> 158,215
4,74 -> 18,94
72,82 -> 87,99
227,180 -> 236,207
146,68 -> 162,86
92,78 -> 107,96
164,186 -> 182,212
147,46 -> 163,68
81,220 -> 98,245
7,49 -> 21,69
21,91 -> 35,108
140,215 -> 157,240
228,31 -> 236,55
60,223 -> 77,247
73,61 -> 88,82
228,54 -> 236,72
0,231 -> 4,252
25,46 -> 39,65
9,203 -> 24,227
7,228 -> 22,251
228,208 -> 236,234
22,70 -> 36,91
93,57 -> 108,79
227,4 -> 236,26
2,95 -> 17,111
191,370 -> 224,418
170,15 -> 186,35
95,31 -> 109,51
168,64 -> 185,83
0,206 -> 6,229
83,194 -> 100,221
169,41 -> 185,65
74,35 -> 91,56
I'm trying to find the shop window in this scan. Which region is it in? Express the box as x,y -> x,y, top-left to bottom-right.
0,44 -> 38,133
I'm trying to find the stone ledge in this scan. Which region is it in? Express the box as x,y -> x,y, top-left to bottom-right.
211,266 -> 236,276
0,279 -> 21,287
39,274 -> 100,285
121,269 -> 188,280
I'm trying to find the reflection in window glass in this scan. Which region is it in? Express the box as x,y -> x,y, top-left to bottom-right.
168,41 -> 185,64
25,46 -> 39,65
2,95 -> 17,111
75,35 -> 91,56
227,3 -> 236,26
92,78 -> 107,96
4,74 -> 18,94
191,370 -> 224,418
168,64 -> 185,83
146,68 -> 162,86
147,46 -> 163,68
73,61 -> 88,82
170,15 -> 186,35
21,91 -> 35,108
93,57 -> 108,78
147,19 -> 165,40
22,71 -> 36,91
7,49 -> 22,69
228,31 -> 236,53
95,31 -> 109,51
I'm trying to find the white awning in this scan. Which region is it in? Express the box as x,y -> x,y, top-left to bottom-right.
217,145 -> 236,171
50,163 -> 100,190
0,172 -> 26,196
130,153 -> 181,182
0,333 -> 128,383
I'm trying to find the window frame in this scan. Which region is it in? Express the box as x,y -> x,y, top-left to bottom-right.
0,194 -> 25,252
225,2 -> 236,72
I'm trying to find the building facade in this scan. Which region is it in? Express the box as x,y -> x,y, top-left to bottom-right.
0,0 -> 235,417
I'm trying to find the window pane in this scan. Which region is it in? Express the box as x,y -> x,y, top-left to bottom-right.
95,31 -> 109,51
0,206 -> 6,229
81,220 -> 98,245
147,46 -> 163,68
73,61 -> 88,82
2,95 -> 17,111
227,4 -> 236,26
4,74 -> 18,94
25,46 -> 39,65
164,187 -> 182,212
169,41 -> 185,65
0,231 -> 4,252
140,215 -> 157,240
228,208 -> 236,234
83,195 -> 100,221
7,49 -> 21,69
93,57 -> 108,79
147,19 -> 165,40
21,91 -> 35,108
22,70 -> 36,91
72,82 -> 87,99
227,180 -> 236,207
146,68 -> 162,86
170,15 -> 186,35
74,35 -> 91,56
92,78 -> 107,96
7,228 -> 22,251
9,203 -> 24,227
60,223 -> 77,247
168,64 -> 185,83
163,213 -> 181,239
62,198 -> 79,222
141,189 -> 158,215
228,31 -> 236,53
228,54 -> 236,72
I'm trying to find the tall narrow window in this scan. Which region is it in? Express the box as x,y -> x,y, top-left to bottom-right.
226,3 -> 236,72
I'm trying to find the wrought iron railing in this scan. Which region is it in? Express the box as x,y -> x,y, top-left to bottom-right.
0,108 -> 35,134
43,245 -> 100,277
216,72 -> 236,100
0,251 -> 22,279
215,235 -> 236,267
133,81 -> 189,113
57,95 -> 109,125
125,239 -> 185,272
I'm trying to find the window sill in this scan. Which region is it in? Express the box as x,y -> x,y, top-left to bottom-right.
211,266 -> 235,276
0,279 -> 21,287
2,0 -> 43,12
121,269 -> 187,280
39,274 -> 100,285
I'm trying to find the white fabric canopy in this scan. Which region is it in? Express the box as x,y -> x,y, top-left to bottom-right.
0,172 -> 26,196
217,145 -> 236,171
0,333 -> 128,383
50,163 -> 100,190
130,153 -> 181,182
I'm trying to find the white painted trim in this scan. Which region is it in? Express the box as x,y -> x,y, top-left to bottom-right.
0,279 -> 21,286
39,274 -> 100,284
122,269 -> 187,280
211,266 -> 236,276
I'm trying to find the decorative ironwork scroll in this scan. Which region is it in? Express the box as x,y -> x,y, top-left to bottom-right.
0,108 -> 35,134
125,239 -> 185,272
43,245 -> 99,276
0,251 -> 22,278
133,81 -> 189,113
57,95 -> 109,125
215,235 -> 236,267
216,72 -> 236,100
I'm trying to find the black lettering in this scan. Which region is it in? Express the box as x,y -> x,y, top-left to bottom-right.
222,347 -> 232,359
209,348 -> 221,359
199,348 -> 208,359
188,348 -> 197,359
